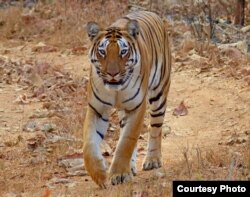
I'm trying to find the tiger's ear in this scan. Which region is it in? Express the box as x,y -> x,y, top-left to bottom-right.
86,22 -> 101,40
127,20 -> 139,39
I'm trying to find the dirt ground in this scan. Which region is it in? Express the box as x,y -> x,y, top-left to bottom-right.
0,1 -> 249,197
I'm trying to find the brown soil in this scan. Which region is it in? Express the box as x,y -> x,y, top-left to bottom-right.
0,1 -> 249,197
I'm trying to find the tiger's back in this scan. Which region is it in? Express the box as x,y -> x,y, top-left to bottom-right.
112,11 -> 171,92
83,11 -> 171,188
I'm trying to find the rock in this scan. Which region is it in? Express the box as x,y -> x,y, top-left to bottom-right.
23,120 -> 37,132
58,157 -> 84,169
29,109 -> 50,119
241,25 -> 250,33
41,123 -> 56,133
162,126 -> 171,138
46,177 -> 76,188
218,41 -> 248,54
58,153 -> 86,177
154,171 -> 166,178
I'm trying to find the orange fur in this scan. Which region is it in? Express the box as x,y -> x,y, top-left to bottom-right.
83,11 -> 171,187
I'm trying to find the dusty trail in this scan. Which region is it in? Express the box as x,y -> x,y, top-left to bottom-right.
0,42 -> 249,196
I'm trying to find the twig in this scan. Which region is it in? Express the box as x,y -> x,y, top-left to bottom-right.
183,145 -> 192,179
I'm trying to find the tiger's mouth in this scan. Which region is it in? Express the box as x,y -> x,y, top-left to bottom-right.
102,69 -> 133,90
103,79 -> 123,86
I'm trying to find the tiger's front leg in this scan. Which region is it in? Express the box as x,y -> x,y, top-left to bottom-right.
109,101 -> 146,185
83,104 -> 109,188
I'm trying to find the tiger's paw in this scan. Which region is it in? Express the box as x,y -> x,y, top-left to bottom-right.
110,172 -> 132,185
85,162 -> 107,188
142,156 -> 162,171
131,161 -> 137,176
89,168 -> 107,189
83,150 -> 108,188
131,166 -> 137,176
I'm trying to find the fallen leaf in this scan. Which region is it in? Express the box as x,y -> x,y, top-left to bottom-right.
181,38 -> 195,53
221,47 -> 242,60
173,101 -> 188,116
240,69 -> 250,76
244,76 -> 250,85
43,188 -> 51,197
13,94 -> 30,104
22,14 -> 36,25
71,46 -> 87,55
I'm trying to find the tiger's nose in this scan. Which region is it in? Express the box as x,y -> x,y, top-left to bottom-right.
107,63 -> 120,77
107,71 -> 119,77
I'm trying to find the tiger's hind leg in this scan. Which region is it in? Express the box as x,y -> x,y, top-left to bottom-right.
142,83 -> 170,171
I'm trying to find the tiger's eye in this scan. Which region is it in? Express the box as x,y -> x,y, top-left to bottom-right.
99,49 -> 106,56
121,49 -> 127,55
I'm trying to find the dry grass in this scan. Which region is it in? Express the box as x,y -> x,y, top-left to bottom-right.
0,0 -> 128,47
0,1 -> 249,196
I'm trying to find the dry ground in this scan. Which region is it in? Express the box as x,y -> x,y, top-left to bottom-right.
0,1 -> 249,197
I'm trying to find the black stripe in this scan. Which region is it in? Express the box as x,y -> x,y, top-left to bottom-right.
136,15 -> 161,46
149,90 -> 162,104
132,75 -> 140,88
149,77 -> 170,104
90,78 -> 99,93
121,75 -> 131,90
90,41 -> 99,56
122,74 -> 144,103
96,130 -> 104,139
125,70 -> 146,112
151,99 -> 166,112
93,89 -> 112,106
122,88 -> 140,103
126,100 -> 143,113
139,30 -> 146,43
88,103 -> 108,122
151,123 -> 163,128
149,47 -> 158,89
153,61 -> 164,91
150,110 -> 165,118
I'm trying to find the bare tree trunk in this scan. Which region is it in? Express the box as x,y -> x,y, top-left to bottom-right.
234,0 -> 245,26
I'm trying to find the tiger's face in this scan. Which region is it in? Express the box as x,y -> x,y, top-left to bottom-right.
87,20 -> 140,90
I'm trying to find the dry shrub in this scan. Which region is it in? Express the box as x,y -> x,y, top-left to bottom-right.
170,145 -> 249,180
0,0 -> 128,47
0,6 -> 23,39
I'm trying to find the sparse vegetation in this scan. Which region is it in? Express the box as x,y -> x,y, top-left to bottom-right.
0,0 -> 249,196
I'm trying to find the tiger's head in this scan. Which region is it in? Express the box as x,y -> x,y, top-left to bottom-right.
86,20 -> 140,90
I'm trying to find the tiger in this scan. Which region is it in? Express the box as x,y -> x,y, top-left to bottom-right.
83,11 -> 171,188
